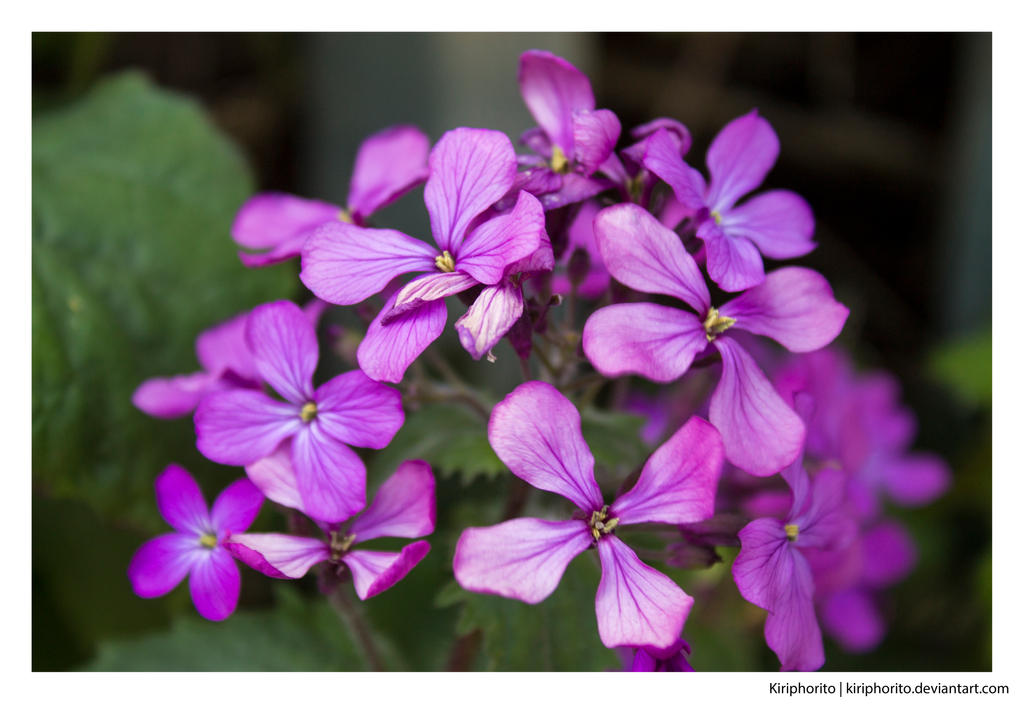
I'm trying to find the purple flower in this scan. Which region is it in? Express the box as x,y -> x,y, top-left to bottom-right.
301,127 -> 546,380
549,199 -> 611,300
453,381 -> 724,650
194,300 -> 404,522
732,462 -> 856,671
643,112 -> 816,291
513,50 -> 620,210
582,203 -> 848,476
226,459 -> 435,600
627,638 -> 694,672
232,125 -> 430,267
128,465 -> 263,621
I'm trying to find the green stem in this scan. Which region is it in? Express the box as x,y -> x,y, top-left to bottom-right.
328,586 -> 385,671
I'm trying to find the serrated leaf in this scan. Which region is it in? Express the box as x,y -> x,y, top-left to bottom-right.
32,72 -> 295,526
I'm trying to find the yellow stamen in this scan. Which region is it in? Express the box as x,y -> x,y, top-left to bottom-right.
199,533 -> 217,549
550,146 -> 570,175
784,524 -> 799,542
703,307 -> 736,342
710,210 -> 723,225
329,531 -> 358,560
338,209 -> 353,224
588,505 -> 618,541
435,250 -> 456,273
300,402 -> 318,423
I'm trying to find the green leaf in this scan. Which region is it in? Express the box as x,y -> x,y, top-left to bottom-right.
447,553 -> 621,671
580,408 -> 650,480
927,328 -> 992,408
32,72 -> 295,526
85,586 -> 368,671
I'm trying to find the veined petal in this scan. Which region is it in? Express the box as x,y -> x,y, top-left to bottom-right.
132,372 -> 220,420
642,129 -> 707,211
582,303 -> 707,383
357,292 -> 447,384
245,442 -> 303,511
128,533 -> 201,598
721,190 -> 816,259
350,460 -> 435,542
155,464 -> 210,535
425,127 -> 517,253
292,424 -> 366,523
300,221 -> 436,305
347,125 -> 430,219
572,109 -> 621,176
246,301 -> 318,404
631,117 -> 692,158
456,191 -> 544,285
720,268 -> 849,352
705,110 -> 780,212
518,49 -> 595,154
455,280 -> 524,360
732,517 -> 790,610
611,417 -> 724,526
189,549 -> 240,622
792,468 -> 856,551
225,533 -> 329,579
342,541 -> 431,600
232,192 -> 339,250
488,381 -> 602,511
595,537 -> 693,649
698,220 -> 766,292
387,272 -> 478,320
194,389 -> 300,466
196,311 -> 257,380
210,478 -> 264,536
710,337 -> 804,476
314,370 -> 404,450
453,518 -> 591,604
238,233 -> 308,268
594,204 -> 710,312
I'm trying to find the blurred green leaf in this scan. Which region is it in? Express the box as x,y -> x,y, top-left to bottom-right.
927,328 -> 992,408
32,72 -> 295,526
445,553 -> 621,671
581,408 -> 649,478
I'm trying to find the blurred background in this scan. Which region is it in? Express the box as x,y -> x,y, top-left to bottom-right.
32,33 -> 991,671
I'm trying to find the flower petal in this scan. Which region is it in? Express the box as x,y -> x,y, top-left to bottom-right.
455,280 -> 524,360
699,219 -> 765,292
456,191 -> 544,286
195,311 -> 258,380
879,453 -> 952,507
642,128 -> 707,211
155,464 -> 210,535
388,272 -> 478,320
453,518 -> 591,604
821,588 -> 884,653
705,110 -> 780,212
232,192 -> 339,250
720,267 -> 849,352
595,536 -> 693,649
246,300 -> 318,404
572,109 -> 621,175
732,517 -> 789,609
582,303 -> 707,383
860,521 -> 916,588
347,125 -> 430,219
630,117 -> 692,158
721,189 -> 816,259
342,541 -> 431,600
210,478 -> 264,536
244,442 -> 303,511
128,533 -> 201,598
594,203 -> 710,312
350,460 -> 435,542
551,199 -> 609,299
300,221 -> 436,305
611,416 -> 724,526
194,389 -> 300,466
189,549 -> 241,621
224,533 -> 328,579
314,370 -> 404,450
518,49 -> 595,154
292,424 -> 366,523
132,372 -> 220,420
710,337 -> 804,476
538,172 -> 611,210
356,291 -> 447,384
425,127 -> 517,253
488,381 -> 603,511
238,233 -> 309,268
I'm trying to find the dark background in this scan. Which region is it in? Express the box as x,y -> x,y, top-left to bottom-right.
32,33 -> 992,671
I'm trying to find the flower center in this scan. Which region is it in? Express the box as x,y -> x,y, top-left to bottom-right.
435,250 -> 456,273
338,208 -> 353,224
703,307 -> 736,342
588,505 -> 620,541
300,402 -> 318,423
710,210 -> 723,226
784,523 -> 799,542
550,145 -> 571,175
199,533 -> 217,549
329,531 -> 357,561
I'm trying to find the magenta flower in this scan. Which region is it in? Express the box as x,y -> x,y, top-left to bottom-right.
226,459 -> 435,600
582,203 -> 848,475
232,125 -> 430,267
627,638 -> 694,672
643,112 -> 816,291
194,300 -> 404,522
301,127 -> 546,381
732,462 -> 856,671
128,465 -> 263,621
453,382 -> 723,650
549,199 -> 610,300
